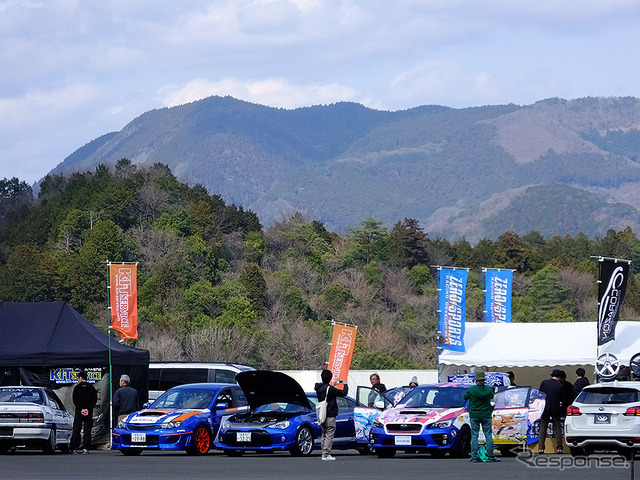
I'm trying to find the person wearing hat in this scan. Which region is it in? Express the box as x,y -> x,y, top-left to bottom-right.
113,374 -> 140,425
463,371 -> 499,462
537,369 -> 565,454
408,376 -> 419,388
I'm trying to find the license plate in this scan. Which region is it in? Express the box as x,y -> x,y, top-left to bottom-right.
131,432 -> 146,443
394,435 -> 412,446
237,432 -> 251,442
594,414 -> 611,424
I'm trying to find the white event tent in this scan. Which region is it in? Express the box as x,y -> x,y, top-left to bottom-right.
438,321 -> 640,388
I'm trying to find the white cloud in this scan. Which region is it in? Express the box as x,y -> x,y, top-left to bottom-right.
159,77 -> 361,109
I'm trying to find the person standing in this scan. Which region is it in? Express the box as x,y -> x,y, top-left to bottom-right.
113,374 -> 139,424
71,371 -> 98,454
507,371 -> 517,387
537,369 -> 565,454
464,371 -> 500,462
314,369 -> 348,461
369,373 -> 387,393
573,368 -> 590,397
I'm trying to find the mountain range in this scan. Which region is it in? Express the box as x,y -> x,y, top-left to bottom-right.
50,95 -> 640,242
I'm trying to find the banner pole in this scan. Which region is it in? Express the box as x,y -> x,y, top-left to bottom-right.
107,261 -> 114,448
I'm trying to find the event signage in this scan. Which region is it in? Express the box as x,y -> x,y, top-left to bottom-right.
326,323 -> 357,388
109,263 -> 138,340
483,269 -> 513,323
49,367 -> 102,384
438,268 -> 468,352
597,258 -> 631,346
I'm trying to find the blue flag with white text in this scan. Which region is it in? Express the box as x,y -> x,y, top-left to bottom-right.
483,269 -> 513,323
438,268 -> 468,352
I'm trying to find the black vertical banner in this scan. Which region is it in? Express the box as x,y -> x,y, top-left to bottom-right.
597,259 -> 631,346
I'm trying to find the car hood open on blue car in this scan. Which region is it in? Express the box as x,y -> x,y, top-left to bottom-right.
236,370 -> 313,412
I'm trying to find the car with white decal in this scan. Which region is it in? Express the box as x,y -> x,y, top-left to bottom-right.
367,383 -> 472,458
112,383 -> 247,455
0,386 -> 73,454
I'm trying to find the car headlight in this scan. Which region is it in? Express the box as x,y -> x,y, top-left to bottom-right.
428,419 -> 453,429
372,418 -> 383,429
160,420 -> 183,429
270,420 -> 290,429
117,419 -> 126,429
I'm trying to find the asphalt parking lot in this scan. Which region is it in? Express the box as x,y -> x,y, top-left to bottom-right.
0,449 -> 637,480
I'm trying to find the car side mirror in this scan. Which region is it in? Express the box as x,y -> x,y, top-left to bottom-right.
215,402 -> 229,410
143,402 -> 151,409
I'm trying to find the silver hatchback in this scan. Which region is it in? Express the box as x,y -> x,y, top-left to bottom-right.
565,381 -> 640,458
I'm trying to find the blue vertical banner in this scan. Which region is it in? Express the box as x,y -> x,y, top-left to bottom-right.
438,268 -> 468,352
483,269 -> 513,323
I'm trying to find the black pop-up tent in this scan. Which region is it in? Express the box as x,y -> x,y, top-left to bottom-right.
0,301 -> 149,444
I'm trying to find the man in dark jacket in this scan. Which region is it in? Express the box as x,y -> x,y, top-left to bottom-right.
464,371 -> 499,462
573,368 -> 590,397
71,371 -> 98,454
113,374 -> 139,424
537,369 -> 565,454
314,369 -> 348,461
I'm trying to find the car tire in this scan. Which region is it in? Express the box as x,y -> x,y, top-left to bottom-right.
375,448 -> 396,458
569,446 -> 585,457
59,442 -> 71,454
120,448 -> 143,456
186,425 -> 212,455
449,426 -> 471,458
223,449 -> 245,457
290,426 -> 314,456
42,428 -> 56,454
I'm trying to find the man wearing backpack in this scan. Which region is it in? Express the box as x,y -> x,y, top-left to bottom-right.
314,369 -> 348,461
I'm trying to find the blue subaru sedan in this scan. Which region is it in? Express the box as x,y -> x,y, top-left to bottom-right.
112,383 -> 247,455
215,371 -> 319,456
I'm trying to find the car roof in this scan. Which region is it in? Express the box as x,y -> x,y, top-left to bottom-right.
166,382 -> 238,390
584,381 -> 640,390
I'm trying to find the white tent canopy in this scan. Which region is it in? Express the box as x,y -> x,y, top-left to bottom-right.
438,321 -> 640,386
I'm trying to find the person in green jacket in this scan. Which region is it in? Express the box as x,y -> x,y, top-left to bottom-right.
463,371 -> 500,462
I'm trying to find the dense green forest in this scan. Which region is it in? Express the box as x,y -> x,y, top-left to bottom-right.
1,161 -> 640,370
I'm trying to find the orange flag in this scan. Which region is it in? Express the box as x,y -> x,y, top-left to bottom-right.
109,264 -> 138,340
327,323 -> 357,389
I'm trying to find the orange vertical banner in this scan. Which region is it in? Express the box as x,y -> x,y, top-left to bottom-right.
326,323 -> 357,388
109,263 -> 138,340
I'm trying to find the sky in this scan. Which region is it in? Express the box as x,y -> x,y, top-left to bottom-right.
2,0 -> 640,185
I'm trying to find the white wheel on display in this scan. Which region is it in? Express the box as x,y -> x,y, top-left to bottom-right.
595,352 -> 620,380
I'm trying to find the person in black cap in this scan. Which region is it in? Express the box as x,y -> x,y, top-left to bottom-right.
537,369 -> 565,454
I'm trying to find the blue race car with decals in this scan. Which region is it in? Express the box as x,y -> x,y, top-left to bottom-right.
112,383 -> 247,455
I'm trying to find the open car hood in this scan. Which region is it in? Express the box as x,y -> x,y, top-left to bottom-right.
236,370 -> 312,412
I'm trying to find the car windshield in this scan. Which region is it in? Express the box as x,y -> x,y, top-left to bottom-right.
0,388 -> 45,404
254,402 -> 307,414
398,386 -> 469,408
151,388 -> 215,410
576,387 -> 640,405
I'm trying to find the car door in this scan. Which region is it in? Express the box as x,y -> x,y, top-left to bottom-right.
490,386 -> 545,447
45,389 -> 73,442
334,397 -> 356,446
353,386 -> 395,445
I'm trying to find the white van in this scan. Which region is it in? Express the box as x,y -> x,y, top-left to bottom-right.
148,362 -> 255,400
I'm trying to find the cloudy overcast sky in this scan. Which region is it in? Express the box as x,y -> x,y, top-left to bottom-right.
2,0 -> 640,184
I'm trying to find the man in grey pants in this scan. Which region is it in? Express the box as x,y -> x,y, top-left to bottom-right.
314,369 -> 348,461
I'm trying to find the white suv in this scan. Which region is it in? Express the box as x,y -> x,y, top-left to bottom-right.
565,381 -> 640,458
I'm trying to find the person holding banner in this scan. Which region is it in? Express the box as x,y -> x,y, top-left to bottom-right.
314,369 -> 348,461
